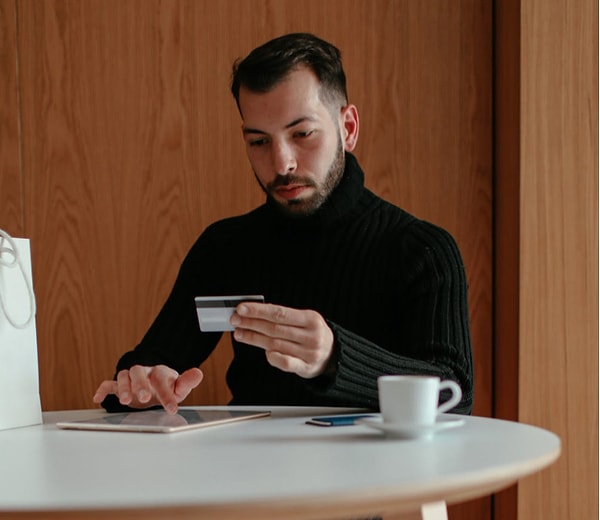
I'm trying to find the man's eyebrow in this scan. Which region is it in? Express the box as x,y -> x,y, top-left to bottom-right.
242,116 -> 316,135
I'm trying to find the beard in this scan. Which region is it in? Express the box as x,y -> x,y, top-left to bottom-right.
254,136 -> 345,217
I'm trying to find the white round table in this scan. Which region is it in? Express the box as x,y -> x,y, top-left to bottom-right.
0,406 -> 560,519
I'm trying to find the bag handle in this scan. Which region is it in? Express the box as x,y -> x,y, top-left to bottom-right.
0,230 -> 36,329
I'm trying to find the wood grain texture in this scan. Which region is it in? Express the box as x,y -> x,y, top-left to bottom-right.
15,0 -> 492,411
518,1 -> 598,519
0,0 -> 23,236
12,5 -> 493,520
491,0 -> 521,517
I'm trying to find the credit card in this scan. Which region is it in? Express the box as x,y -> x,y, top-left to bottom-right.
195,295 -> 264,332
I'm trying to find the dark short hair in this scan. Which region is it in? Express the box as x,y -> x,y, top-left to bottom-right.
231,33 -> 348,113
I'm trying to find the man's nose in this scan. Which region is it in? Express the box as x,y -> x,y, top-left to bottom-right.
272,141 -> 297,175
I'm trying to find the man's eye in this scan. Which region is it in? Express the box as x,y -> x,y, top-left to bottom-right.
295,130 -> 313,138
249,138 -> 267,147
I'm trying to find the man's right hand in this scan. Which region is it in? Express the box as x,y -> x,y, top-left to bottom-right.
93,365 -> 204,415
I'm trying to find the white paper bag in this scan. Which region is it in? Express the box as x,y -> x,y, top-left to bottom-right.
0,230 -> 42,430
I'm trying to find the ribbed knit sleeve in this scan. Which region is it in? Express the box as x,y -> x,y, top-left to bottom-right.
320,219 -> 473,414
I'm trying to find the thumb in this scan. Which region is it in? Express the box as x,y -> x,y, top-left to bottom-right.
174,367 -> 204,401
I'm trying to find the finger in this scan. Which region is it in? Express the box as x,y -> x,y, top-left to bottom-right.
128,365 -> 154,404
233,312 -> 313,346
266,348 -> 331,379
149,365 -> 180,415
265,350 -> 305,374
234,306 -> 328,346
236,302 -> 307,327
234,327 -> 303,356
234,317 -> 325,359
173,368 -> 204,401
116,369 -> 134,405
92,380 -> 117,403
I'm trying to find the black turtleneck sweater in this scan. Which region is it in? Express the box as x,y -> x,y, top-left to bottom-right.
103,154 -> 473,413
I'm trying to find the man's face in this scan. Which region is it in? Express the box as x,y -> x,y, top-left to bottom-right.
238,67 -> 358,216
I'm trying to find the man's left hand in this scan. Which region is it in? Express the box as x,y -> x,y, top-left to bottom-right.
230,302 -> 334,379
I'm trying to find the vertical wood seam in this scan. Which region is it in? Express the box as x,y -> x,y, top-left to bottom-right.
13,0 -> 26,234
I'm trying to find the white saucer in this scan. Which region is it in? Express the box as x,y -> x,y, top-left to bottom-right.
356,415 -> 465,439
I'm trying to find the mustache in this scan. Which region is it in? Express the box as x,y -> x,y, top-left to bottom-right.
267,175 -> 316,190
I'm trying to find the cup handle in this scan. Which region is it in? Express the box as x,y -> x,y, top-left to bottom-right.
437,380 -> 462,414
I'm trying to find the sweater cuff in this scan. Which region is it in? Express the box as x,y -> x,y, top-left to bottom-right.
314,321 -> 473,414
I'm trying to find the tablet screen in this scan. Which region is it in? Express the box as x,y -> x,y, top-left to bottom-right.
57,409 -> 271,433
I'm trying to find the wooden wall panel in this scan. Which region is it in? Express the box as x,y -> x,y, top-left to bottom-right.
13,4 -> 493,519
15,0 -> 262,408
16,0 -> 493,406
518,1 -> 598,519
0,0 -> 23,235
495,0 -> 598,519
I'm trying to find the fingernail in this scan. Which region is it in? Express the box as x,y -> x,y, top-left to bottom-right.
166,403 -> 177,415
238,304 -> 248,315
138,390 -> 150,402
230,313 -> 240,326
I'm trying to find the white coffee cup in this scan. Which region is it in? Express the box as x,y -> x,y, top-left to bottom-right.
378,375 -> 462,426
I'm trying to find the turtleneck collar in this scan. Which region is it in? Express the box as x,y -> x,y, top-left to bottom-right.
263,152 -> 367,230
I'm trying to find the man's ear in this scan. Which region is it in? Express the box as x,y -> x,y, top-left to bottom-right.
340,104 -> 359,152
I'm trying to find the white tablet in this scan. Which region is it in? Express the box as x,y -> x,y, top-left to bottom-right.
56,409 -> 271,433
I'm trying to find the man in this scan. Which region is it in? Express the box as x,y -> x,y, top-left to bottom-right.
94,33 -> 473,415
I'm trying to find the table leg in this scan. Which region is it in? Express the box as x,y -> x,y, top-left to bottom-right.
383,500 -> 448,520
421,501 -> 448,520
